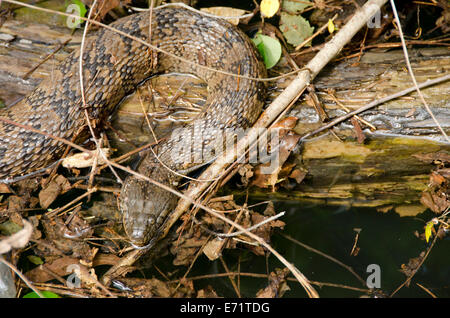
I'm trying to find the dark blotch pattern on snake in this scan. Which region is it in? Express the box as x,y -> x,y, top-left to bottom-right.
0,7 -> 266,246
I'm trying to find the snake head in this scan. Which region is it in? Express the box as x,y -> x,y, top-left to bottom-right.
120,174 -> 177,247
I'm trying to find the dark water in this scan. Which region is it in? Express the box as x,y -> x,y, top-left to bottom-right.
153,199 -> 449,298
269,201 -> 450,298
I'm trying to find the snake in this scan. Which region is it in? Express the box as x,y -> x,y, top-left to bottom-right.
0,6 -> 266,246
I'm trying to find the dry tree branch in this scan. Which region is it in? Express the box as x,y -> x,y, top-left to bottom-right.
0,257 -> 44,298
0,219 -> 43,298
0,113 -> 298,290
0,0 -> 319,297
390,223 -> 442,297
158,0 -> 388,297
0,0 -> 389,299
78,0 -> 122,186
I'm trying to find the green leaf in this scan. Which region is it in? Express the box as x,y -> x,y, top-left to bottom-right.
251,34 -> 282,69
23,291 -> 60,298
281,0 -> 312,14
279,12 -> 314,47
27,255 -> 44,265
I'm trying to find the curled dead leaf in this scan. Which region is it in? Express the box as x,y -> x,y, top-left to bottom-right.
62,148 -> 111,169
256,268 -> 291,298
25,256 -> 79,283
200,7 -> 248,25
0,219 -> 33,254
252,132 -> 300,189
420,169 -> 449,214
272,116 -> 298,130
39,175 -> 71,209
203,237 -> 223,261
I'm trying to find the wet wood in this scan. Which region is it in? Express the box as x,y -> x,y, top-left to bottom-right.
288,48 -> 450,140
246,135 -> 445,209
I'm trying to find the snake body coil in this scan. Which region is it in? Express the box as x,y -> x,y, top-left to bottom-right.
0,7 -> 266,246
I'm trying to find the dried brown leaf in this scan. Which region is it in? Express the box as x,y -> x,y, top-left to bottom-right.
0,184 -> 12,194
420,169 -> 449,214
197,286 -> 219,298
263,201 -> 276,216
289,168 -> 307,184
0,219 -> 33,254
171,236 -> 208,266
252,132 -> 300,189
62,148 -> 111,169
351,117 -> 366,144
421,191 -> 449,214
256,268 -> 291,298
272,116 -> 298,130
200,7 -> 248,25
39,175 -> 71,209
203,238 -> 223,261
25,256 -> 79,283
238,164 -> 254,187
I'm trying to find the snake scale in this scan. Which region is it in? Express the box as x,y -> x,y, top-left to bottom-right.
0,6 -> 266,246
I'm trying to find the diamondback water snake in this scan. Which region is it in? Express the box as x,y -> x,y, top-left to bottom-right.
0,6 -> 266,246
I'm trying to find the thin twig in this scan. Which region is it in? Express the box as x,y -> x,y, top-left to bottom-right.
46,187 -> 97,218
389,0 -> 449,143
211,212 -> 285,238
220,256 -> 241,297
0,0 -> 395,299
281,233 -> 366,286
78,0 -> 122,185
165,0 -> 390,298
390,223 -> 441,297
295,14 -> 338,51
300,74 -> 450,141
22,38 -> 72,79
0,257 -> 44,298
172,235 -> 210,296
416,283 -> 437,298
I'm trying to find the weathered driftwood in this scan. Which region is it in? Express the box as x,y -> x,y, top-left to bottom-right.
0,17 -> 449,209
